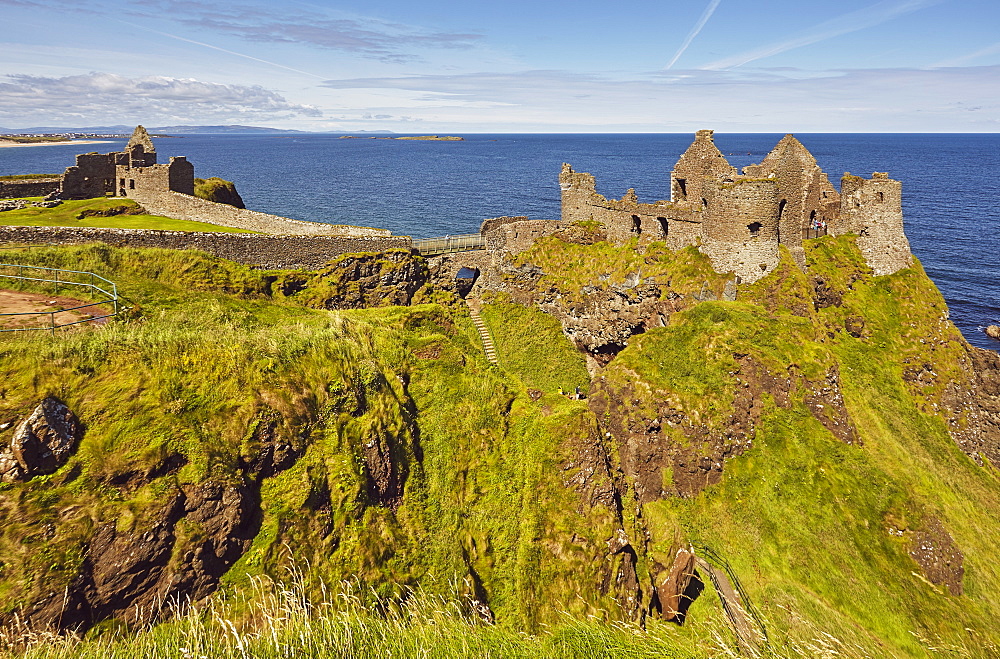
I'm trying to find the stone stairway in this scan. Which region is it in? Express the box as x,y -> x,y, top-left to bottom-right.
466,302 -> 499,366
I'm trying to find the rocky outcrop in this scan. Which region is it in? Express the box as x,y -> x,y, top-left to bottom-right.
985,325 -> 1000,341
22,482 -> 258,631
0,397 -> 81,482
654,547 -> 703,623
194,177 -> 246,209
908,518 -> 964,596
283,249 -> 430,309
940,345 -> 1000,466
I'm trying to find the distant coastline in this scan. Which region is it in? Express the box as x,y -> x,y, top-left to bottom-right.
0,139 -> 114,149
339,135 -> 464,141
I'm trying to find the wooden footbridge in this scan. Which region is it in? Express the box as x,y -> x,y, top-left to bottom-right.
412,233 -> 485,256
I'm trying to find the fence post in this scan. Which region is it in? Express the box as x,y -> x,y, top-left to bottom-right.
50,311 -> 55,336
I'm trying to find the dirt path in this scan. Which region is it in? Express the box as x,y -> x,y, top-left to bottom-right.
0,289 -> 111,330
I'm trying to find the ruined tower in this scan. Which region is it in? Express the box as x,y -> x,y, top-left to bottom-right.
123,125 -> 157,168
834,173 -> 912,276
699,179 -> 782,283
670,129 -> 737,204
742,134 -> 840,269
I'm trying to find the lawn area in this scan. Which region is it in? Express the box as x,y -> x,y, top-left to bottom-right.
0,197 -> 255,233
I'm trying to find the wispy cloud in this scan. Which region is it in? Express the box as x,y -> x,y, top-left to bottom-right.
0,72 -> 321,123
930,42 -> 1000,68
665,0 -> 722,70
132,0 -> 483,63
701,0 -> 943,70
116,19 -> 326,80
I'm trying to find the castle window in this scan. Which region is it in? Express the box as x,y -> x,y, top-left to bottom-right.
701,198 -> 708,210
120,178 -> 126,187
877,191 -> 885,203
129,179 -> 135,189
748,222 -> 762,237
778,199 -> 787,222
657,217 -> 669,237
631,215 -> 642,235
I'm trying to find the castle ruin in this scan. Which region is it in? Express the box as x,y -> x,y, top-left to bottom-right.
530,129 -> 912,282
60,126 -> 194,200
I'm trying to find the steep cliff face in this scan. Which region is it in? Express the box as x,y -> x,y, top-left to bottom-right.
0,242 -> 998,656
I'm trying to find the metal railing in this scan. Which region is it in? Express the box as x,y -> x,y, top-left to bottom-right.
412,233 -> 486,256
802,225 -> 829,239
0,263 -> 119,334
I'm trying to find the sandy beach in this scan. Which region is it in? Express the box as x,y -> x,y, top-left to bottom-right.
0,139 -> 114,148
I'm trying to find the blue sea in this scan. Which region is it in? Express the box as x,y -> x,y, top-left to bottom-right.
1,133 -> 997,350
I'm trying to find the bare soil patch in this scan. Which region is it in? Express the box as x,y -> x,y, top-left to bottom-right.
0,289 -> 111,330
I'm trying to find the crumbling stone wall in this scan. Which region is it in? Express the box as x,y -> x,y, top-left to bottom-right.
835,173 -> 912,276
61,153 -> 118,199
129,189 -> 388,237
558,164 -> 699,248
669,129 -> 737,203
485,219 -> 574,254
479,216 -> 528,235
0,178 -> 61,199
0,226 -> 410,270
699,179 -> 782,283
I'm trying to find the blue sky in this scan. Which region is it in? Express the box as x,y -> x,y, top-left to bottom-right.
0,0 -> 997,131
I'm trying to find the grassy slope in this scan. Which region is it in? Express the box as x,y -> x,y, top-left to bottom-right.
0,238 -> 996,656
0,198 -> 254,233
598,239 -> 1000,656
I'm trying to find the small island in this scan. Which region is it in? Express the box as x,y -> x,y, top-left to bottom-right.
338,135 -> 464,141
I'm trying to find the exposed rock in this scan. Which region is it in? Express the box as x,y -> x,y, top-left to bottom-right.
362,426 -> 406,509
194,177 -> 245,209
940,345 -> 1000,466
22,482 -> 258,632
908,518 -> 964,596
655,546 -> 703,623
985,325 -> 1000,341
289,249 -> 430,310
3,397 -> 81,481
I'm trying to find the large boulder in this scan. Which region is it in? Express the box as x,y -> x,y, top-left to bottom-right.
985,325 -> 1000,341
2,397 -> 81,481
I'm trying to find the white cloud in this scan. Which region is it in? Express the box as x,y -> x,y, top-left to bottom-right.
319,65 -> 1000,132
0,72 -> 321,125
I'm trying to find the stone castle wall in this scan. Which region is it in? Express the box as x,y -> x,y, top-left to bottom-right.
0,225 -> 410,270
0,178 -> 61,199
700,179 -> 781,283
128,189 -> 390,237
485,219 -> 575,254
835,173 -> 912,276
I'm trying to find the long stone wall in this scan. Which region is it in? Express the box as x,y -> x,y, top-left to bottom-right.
0,225 -> 412,270
0,179 -> 61,199
129,190 -> 390,238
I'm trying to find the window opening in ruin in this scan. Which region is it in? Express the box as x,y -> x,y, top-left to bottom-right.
676,178 -> 687,199
631,215 -> 642,235
120,178 -> 126,188
877,191 -> 885,203
748,222 -> 762,237
778,199 -> 787,222
129,180 -> 135,189
657,217 -> 669,237
701,198 -> 708,210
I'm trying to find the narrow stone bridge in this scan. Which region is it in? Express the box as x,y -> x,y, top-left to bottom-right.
412,233 -> 485,256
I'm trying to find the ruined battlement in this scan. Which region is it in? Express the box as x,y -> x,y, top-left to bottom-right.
504,131 -> 911,283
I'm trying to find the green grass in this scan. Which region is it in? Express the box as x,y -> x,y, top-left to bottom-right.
479,300 -> 590,394
0,198 -> 254,233
0,174 -> 60,180
0,238 -> 996,657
